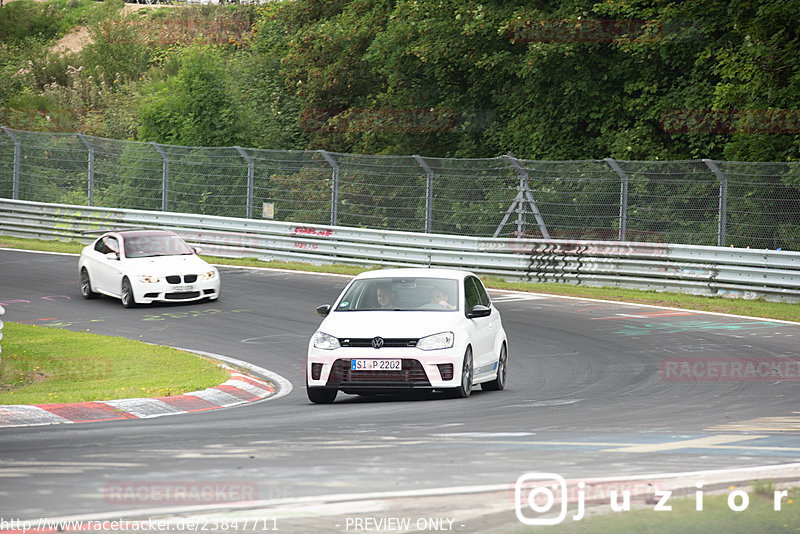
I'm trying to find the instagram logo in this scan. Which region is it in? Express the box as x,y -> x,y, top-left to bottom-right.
515,472 -> 569,525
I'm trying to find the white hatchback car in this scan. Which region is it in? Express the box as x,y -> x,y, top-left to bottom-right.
306,268 -> 508,403
78,230 -> 220,307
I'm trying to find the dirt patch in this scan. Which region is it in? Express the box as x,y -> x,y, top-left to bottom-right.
51,25 -> 93,56
48,2 -> 175,56
0,368 -> 52,392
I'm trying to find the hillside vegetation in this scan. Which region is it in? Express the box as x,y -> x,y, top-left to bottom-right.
0,0 -> 798,162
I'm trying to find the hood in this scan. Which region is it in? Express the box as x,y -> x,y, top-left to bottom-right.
126,255 -> 213,275
318,310 -> 461,339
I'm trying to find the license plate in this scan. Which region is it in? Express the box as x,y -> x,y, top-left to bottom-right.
351,359 -> 402,371
174,284 -> 195,292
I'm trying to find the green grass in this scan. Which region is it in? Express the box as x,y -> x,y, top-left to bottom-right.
2,235 -> 799,322
483,277 -> 800,322
0,322 -> 229,405
519,486 -> 800,533
0,236 -> 86,254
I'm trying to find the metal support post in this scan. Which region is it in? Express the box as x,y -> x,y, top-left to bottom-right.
319,150 -> 339,226
77,134 -> 95,206
152,143 -> 169,211
604,158 -> 630,241
235,146 -> 255,219
703,159 -> 728,247
494,153 -> 550,238
413,155 -> 435,233
2,127 -> 21,200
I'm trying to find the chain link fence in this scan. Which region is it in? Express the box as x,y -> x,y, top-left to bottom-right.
2,127 -> 800,250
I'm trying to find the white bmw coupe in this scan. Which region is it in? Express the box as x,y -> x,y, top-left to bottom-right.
306,268 -> 508,403
78,229 -> 220,307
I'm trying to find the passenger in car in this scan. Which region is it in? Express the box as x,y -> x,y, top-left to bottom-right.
429,288 -> 457,310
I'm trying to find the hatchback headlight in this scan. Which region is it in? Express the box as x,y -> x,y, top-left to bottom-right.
417,331 -> 454,351
137,275 -> 160,284
201,270 -> 217,280
313,331 -> 341,350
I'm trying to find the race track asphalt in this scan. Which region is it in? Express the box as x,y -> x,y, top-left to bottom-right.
1,248 -> 799,531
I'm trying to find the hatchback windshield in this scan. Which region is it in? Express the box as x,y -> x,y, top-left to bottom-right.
123,234 -> 195,258
335,277 -> 459,311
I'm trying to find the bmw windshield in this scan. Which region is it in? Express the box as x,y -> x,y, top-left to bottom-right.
123,234 -> 196,258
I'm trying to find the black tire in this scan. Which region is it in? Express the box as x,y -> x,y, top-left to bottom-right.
120,277 -> 136,308
451,346 -> 473,398
482,343 -> 507,391
80,268 -> 98,299
307,386 -> 337,404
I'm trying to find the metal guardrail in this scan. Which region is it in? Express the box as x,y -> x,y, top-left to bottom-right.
1,199 -> 799,302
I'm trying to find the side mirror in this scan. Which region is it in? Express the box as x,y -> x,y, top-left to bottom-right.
467,304 -> 491,319
105,252 -> 119,261
316,304 -> 331,317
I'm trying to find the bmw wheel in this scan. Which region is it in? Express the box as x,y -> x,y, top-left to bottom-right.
80,269 -> 98,299
121,277 -> 136,308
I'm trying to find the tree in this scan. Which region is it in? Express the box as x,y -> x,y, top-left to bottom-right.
138,45 -> 245,147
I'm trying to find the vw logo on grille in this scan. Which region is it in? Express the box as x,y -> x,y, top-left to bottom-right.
371,337 -> 385,349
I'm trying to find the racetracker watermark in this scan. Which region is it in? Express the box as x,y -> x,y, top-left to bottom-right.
104,482 -> 258,506
660,357 -> 800,381
300,108 -> 494,133
97,17 -> 251,46
661,109 -> 800,134
0,517 -> 279,533
508,19 -> 668,44
514,472 -> 792,526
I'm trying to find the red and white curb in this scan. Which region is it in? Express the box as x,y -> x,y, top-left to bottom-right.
0,351 -> 291,428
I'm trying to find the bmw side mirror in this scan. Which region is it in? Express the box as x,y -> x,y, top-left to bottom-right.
105,252 -> 119,261
316,304 -> 331,317
467,304 -> 491,319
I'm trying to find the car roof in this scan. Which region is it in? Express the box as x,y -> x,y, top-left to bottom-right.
103,229 -> 178,238
353,268 -> 477,281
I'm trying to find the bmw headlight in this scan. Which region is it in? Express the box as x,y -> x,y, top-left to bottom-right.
137,275 -> 160,284
313,331 -> 341,350
201,270 -> 217,280
417,331 -> 454,351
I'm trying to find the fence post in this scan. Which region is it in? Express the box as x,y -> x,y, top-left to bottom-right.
235,146 -> 255,219
413,155 -> 434,233
703,159 -> 727,247
2,127 -> 20,200
76,134 -> 94,206
604,158 -> 629,241
318,150 -> 339,226
152,142 -> 169,211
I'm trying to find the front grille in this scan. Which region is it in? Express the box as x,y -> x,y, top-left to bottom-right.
339,338 -> 418,348
326,359 -> 430,388
166,275 -> 198,284
165,291 -> 201,300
